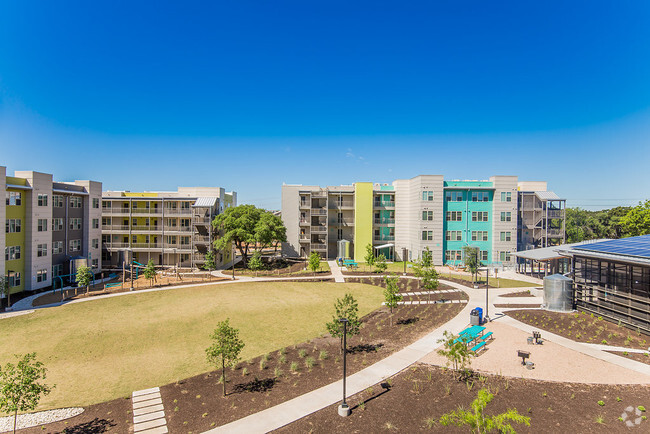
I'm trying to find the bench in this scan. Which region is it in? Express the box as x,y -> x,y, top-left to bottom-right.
470,342 -> 486,353
480,332 -> 493,341
517,350 -> 530,365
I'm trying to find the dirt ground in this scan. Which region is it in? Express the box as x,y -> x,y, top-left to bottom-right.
276,364 -> 650,433
501,290 -> 536,297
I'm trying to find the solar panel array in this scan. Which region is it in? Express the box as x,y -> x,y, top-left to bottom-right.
574,235 -> 650,259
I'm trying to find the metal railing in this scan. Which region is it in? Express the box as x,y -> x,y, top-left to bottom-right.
374,218 -> 395,224
330,219 -> 354,226
374,235 -> 395,241
546,229 -> 564,237
329,201 -> 354,209
311,243 -> 327,250
311,209 -> 327,215
299,201 -> 310,208
311,226 -> 327,233
299,236 -> 310,242
102,225 -> 130,231
374,201 -> 395,207
311,191 -> 327,198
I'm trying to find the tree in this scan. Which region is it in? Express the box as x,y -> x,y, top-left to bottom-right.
374,253 -> 388,274
143,259 -> 157,287
212,205 -> 287,267
0,353 -> 54,434
0,277 -> 8,310
203,250 -> 217,272
621,200 -> 650,237
413,247 -> 437,299
437,330 -> 474,380
420,266 -> 440,302
439,388 -> 530,433
364,243 -> 375,272
462,246 -> 480,285
205,319 -> 245,397
248,251 -> 264,276
325,293 -> 361,352
383,274 -> 402,326
75,265 -> 93,296
308,251 -> 321,275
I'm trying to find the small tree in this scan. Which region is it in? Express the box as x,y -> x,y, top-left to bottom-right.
364,243 -> 375,272
143,259 -> 157,287
205,319 -> 245,397
420,267 -> 440,302
0,353 -> 54,434
248,251 -> 264,276
308,251 -> 321,275
463,246 -> 480,285
437,330 -> 474,380
75,265 -> 93,296
383,274 -> 402,326
439,388 -> 530,433
203,250 -> 217,274
325,293 -> 361,353
0,277 -> 8,310
374,253 -> 388,274
413,247 -> 435,297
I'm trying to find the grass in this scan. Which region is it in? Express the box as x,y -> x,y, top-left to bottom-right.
235,260 -> 331,276
0,280 -> 383,411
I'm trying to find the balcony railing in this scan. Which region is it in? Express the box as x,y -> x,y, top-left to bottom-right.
299,201 -> 310,209
311,191 -> 327,198
311,226 -> 327,233
329,201 -> 354,209
162,208 -> 192,215
193,217 -> 212,225
374,218 -> 395,224
311,209 -> 327,215
311,243 -> 327,250
130,208 -> 163,214
374,200 -> 395,208
104,242 -> 194,250
102,225 -> 130,231
546,229 -> 564,237
374,235 -> 395,241
330,219 -> 354,226
299,219 -> 310,226
163,226 -> 193,232
547,210 -> 563,219
299,236 -> 309,242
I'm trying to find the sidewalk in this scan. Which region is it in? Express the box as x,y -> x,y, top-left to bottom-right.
327,260 -> 345,283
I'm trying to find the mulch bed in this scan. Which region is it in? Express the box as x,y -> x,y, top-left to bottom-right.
501,290 -> 535,297
506,310 -> 650,349
22,284 -> 465,433
345,276 -> 455,292
606,351 -> 650,366
275,364 -> 650,433
494,303 -> 542,309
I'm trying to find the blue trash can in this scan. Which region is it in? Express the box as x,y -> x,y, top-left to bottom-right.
475,307 -> 483,324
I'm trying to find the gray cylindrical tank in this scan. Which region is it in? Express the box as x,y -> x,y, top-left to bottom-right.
543,274 -> 573,312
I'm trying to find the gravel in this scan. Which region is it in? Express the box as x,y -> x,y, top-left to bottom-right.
0,408 -> 84,432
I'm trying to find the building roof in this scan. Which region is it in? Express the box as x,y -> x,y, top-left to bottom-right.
514,239 -> 609,262
193,197 -> 217,207
573,235 -> 650,260
533,191 -> 561,201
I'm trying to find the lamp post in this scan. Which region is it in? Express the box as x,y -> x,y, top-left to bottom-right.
402,248 -> 407,276
231,244 -> 235,280
484,267 -> 490,323
5,270 -> 13,309
338,317 -> 350,417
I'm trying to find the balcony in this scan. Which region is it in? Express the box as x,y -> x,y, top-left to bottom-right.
193,235 -> 211,243
330,219 -> 354,226
546,229 -> 564,237
131,225 -> 163,232
311,226 -> 327,233
311,243 -> 327,251
131,208 -> 163,215
299,236 -> 310,242
374,235 -> 395,242
102,225 -> 129,231
374,218 -> 395,225
311,191 -> 327,198
299,219 -> 310,226
163,226 -> 193,233
101,208 -> 131,215
374,200 -> 395,208
193,217 -> 212,226
311,209 -> 327,216
299,201 -> 310,209
547,210 -> 563,219
161,208 -> 192,216
329,201 -> 354,209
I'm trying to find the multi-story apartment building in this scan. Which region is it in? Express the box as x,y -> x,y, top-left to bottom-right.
517,181 -> 566,251
282,175 -> 564,266
1,167 -> 102,302
101,187 -> 236,270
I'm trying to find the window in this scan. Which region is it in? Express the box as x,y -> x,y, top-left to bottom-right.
167,218 -> 177,227
501,192 -> 512,202
166,235 -> 176,244
480,250 -> 488,261
471,231 -> 488,241
37,243 -> 47,257
337,229 -> 343,240
92,238 -> 99,249
445,250 -> 462,261
446,211 -> 462,221
471,192 -> 489,202
7,271 -> 20,287
36,269 -> 47,282
422,231 -> 433,241
93,198 -> 100,208
5,219 -> 21,233
180,218 -> 191,228
69,239 -> 81,252
52,218 -> 64,231
38,194 -> 48,206
422,211 -> 433,221
92,218 -> 99,229
38,219 -> 47,232
471,211 -> 488,222
52,241 -> 64,254
92,259 -> 99,268
181,201 -> 191,209
500,231 -> 512,242
53,195 -> 64,207
500,251 -> 511,262
69,218 -> 82,230
102,200 -> 111,209
6,191 -> 22,206
5,246 -> 21,260
422,191 -> 434,201
53,264 -> 63,277
446,231 -> 462,241
70,197 -> 82,208
500,212 -> 512,222
180,236 -> 190,245
445,191 -> 463,202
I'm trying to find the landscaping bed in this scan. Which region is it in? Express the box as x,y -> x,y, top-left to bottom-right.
231,259 -> 330,277
346,276 -> 455,292
494,303 -> 542,309
275,364 -> 650,433
501,290 -> 536,297
506,310 -> 650,349
606,351 -> 650,366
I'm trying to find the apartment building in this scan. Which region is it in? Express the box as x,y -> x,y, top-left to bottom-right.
281,175 -> 564,266
517,181 -> 566,251
1,167 -> 102,302
101,187 -> 236,269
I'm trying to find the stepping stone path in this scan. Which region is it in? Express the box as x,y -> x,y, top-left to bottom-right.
621,405 -> 645,428
132,387 -> 168,433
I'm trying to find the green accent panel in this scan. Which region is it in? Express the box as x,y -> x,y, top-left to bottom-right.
379,185 -> 394,191
6,177 -> 27,186
443,181 -> 493,188
5,188 -> 26,294
353,182 -> 373,260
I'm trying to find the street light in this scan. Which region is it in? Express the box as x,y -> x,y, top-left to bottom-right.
479,266 -> 490,323
231,244 -> 235,280
338,317 -> 350,417
5,270 -> 14,309
402,248 -> 407,276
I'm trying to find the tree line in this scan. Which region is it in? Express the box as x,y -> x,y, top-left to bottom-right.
565,200 -> 650,243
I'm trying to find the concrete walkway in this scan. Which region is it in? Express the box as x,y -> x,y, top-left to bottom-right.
327,260 -> 345,283
132,387 -> 168,433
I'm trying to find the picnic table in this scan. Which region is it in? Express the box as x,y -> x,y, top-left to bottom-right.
454,326 -> 492,353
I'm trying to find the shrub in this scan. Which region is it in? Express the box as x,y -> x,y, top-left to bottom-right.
290,362 -> 299,372
305,357 -> 315,369
298,349 -> 307,358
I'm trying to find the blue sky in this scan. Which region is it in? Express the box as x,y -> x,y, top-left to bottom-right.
1,0 -> 649,210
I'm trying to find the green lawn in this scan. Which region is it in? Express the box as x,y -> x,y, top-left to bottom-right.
0,281 -> 382,411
